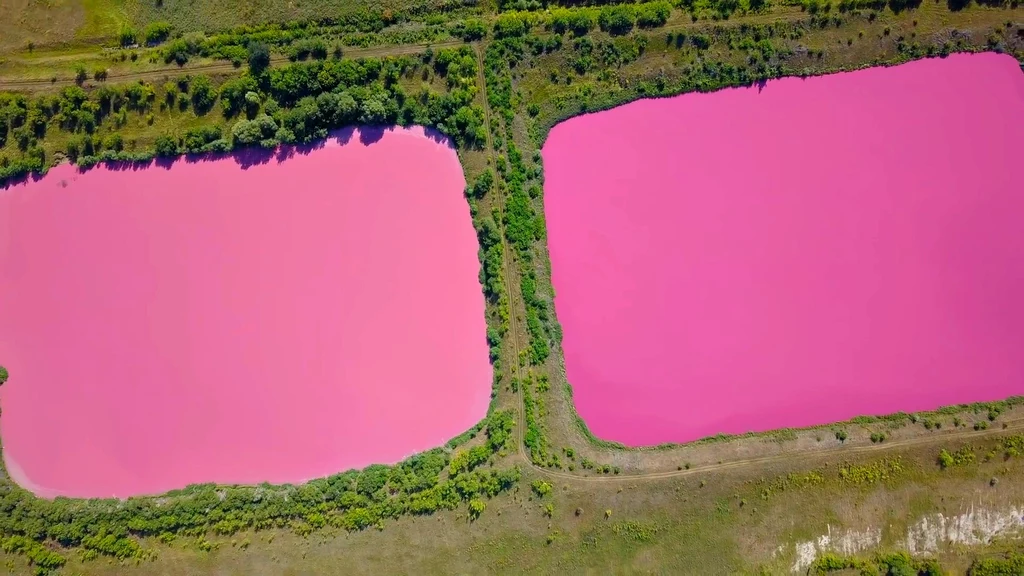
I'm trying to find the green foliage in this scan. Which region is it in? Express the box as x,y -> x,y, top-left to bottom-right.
288,37 -> 329,61
637,2 -> 672,28
182,125 -> 226,153
118,27 -> 138,47
248,41 -> 271,73
451,18 -> 487,41
189,76 -> 217,114
153,134 -> 180,157
969,552 -> 1024,575
1,535 -> 67,574
937,446 -> 975,469
612,521 -> 659,543
549,8 -> 598,36
838,457 -> 905,485
468,498 -> 486,520
811,551 -> 944,575
0,365 -> 7,385
144,22 -> 173,45
599,5 -> 637,35
231,114 -> 279,147
835,429 -> 848,442
531,480 -> 552,497
494,12 -> 533,38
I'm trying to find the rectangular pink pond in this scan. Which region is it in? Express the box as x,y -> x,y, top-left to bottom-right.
543,53 -> 1024,446
0,126 -> 491,498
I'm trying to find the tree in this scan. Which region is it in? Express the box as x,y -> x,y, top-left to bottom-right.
599,5 -> 637,36
0,365 -> 8,386
247,42 -> 271,75
468,498 -> 486,520
231,114 -> 278,146
190,76 -> 216,114
359,97 -> 388,124
154,135 -> 179,157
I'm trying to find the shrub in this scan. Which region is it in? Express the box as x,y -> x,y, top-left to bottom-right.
143,22 -> 172,45
494,12 -> 531,38
835,429 -> 848,442
153,135 -> 179,157
468,499 -> 486,520
190,76 -> 216,114
637,2 -> 672,28
231,114 -> 278,147
453,18 -> 487,41
599,5 -> 637,35
531,480 -> 552,497
550,9 -> 597,36
938,449 -> 954,469
0,365 -> 8,385
118,27 -> 137,47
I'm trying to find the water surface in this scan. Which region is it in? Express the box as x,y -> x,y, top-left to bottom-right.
0,126 -> 492,498
543,53 -> 1024,445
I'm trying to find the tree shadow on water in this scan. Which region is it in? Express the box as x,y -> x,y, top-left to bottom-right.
14,124 -> 457,190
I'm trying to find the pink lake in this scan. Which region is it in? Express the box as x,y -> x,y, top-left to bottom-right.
0,126 -> 491,498
543,53 -> 1024,446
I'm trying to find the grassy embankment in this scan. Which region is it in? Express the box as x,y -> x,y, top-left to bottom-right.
1,0 -> 1023,573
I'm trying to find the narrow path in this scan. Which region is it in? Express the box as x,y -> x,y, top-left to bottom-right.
543,417 -> 1024,484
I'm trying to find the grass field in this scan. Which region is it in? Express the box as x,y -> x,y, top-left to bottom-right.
0,0 -> 480,52
1,0 -> 1023,574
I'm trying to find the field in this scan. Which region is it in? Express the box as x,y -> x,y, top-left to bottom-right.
0,0 -> 476,51
0,0 -> 1022,573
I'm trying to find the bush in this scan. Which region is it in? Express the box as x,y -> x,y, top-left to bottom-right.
218,75 -> 258,117
468,499 -> 486,520
938,449 -> 954,469
118,27 -> 137,47
190,76 -> 216,114
144,22 -> 172,45
0,365 -> 8,385
153,135 -> 179,157
637,2 -> 672,28
600,5 -> 637,35
550,9 -> 597,36
182,126 -> 223,153
452,18 -> 487,41
531,480 -> 552,497
494,12 -> 531,38
231,114 -> 279,147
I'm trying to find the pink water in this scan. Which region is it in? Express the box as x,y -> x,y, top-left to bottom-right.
0,126 -> 492,498
543,53 -> 1024,446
